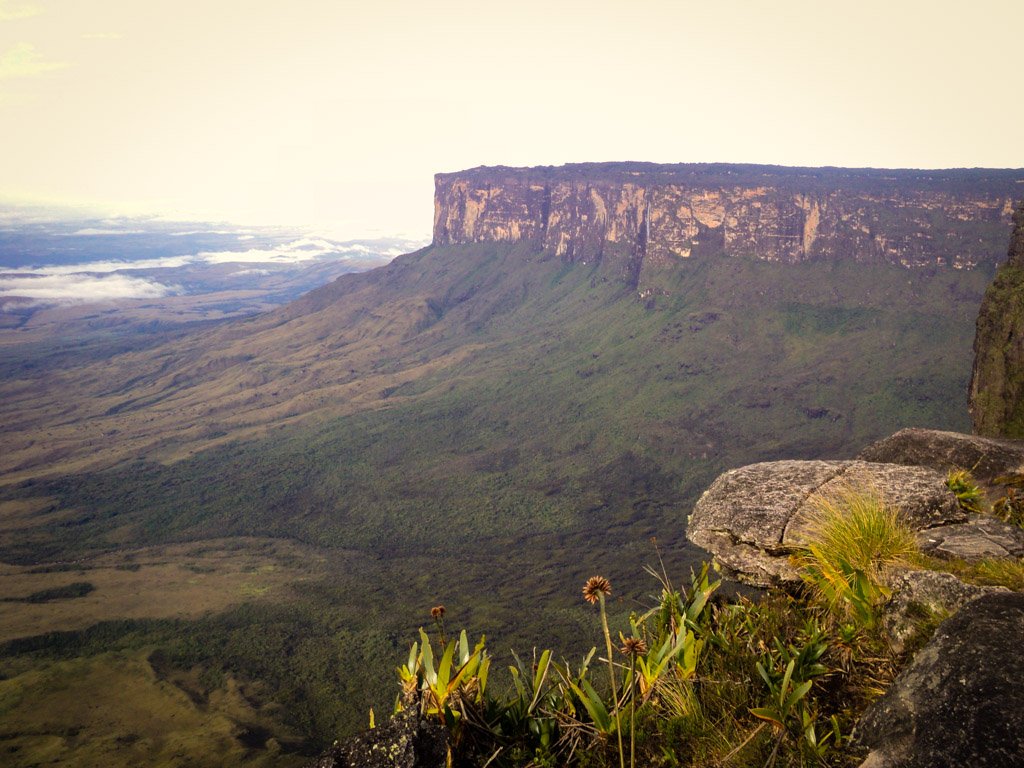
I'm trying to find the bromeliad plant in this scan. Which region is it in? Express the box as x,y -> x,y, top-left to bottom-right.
750,626 -> 841,762
946,468 -> 986,514
397,627 -> 491,738
629,562 -> 718,700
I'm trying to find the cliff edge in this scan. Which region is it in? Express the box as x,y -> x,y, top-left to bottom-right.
970,200 -> 1024,436
434,163 -> 1022,293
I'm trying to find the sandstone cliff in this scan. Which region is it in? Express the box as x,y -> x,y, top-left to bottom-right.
434,163 -> 1023,292
970,200 -> 1024,436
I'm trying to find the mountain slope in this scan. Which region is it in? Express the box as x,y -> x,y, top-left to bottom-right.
0,240 -> 996,564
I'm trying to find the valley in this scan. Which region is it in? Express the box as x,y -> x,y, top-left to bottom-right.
0,163 -> 1020,765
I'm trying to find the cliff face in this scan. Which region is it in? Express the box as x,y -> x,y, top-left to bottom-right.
970,200 -> 1024,436
434,163 -> 1023,291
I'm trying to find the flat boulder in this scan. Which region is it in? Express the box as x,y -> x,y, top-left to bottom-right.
858,591 -> 1024,768
686,460 -> 963,586
917,514 -> 1024,560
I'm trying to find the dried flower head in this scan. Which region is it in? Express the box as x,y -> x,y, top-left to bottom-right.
619,635 -> 648,656
430,604 -> 446,619
401,676 -> 420,706
582,575 -> 612,604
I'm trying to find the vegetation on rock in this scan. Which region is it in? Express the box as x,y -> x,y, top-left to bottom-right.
970,199 -> 1024,436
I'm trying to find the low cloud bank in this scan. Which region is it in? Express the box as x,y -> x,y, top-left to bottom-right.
0,273 -> 176,305
197,237 -> 349,265
8,255 -> 195,275
0,234 -> 421,307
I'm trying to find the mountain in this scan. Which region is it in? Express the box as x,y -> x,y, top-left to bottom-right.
0,162 -> 1021,763
970,199 -> 1024,435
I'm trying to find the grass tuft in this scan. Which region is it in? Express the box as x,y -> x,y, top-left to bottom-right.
793,485 -> 919,627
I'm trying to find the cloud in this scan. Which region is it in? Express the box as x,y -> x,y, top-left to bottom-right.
0,42 -> 67,80
68,227 -> 147,235
195,238 -> 344,265
0,1 -> 42,21
0,273 -> 176,304
7,255 -> 196,275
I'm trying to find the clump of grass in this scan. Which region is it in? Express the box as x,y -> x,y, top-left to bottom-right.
918,555 -> 1024,592
792,485 -> 919,628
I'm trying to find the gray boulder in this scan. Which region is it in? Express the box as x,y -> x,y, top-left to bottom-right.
859,427 -> 1024,487
858,591 -> 1024,768
917,514 -> 1024,560
880,568 -> 1007,654
686,460 -> 963,586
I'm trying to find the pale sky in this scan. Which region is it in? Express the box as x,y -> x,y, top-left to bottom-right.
0,0 -> 1021,238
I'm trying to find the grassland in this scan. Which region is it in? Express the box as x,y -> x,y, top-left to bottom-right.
0,241 -> 997,763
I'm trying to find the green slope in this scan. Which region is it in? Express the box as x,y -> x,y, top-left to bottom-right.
0,241 -> 994,752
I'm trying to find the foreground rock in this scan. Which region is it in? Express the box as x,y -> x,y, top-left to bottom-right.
686,460 -> 963,586
917,514 -> 1024,560
307,709 -> 449,768
970,199 -> 1024,438
859,427 -> 1024,486
880,569 -> 1006,653
858,591 -> 1024,768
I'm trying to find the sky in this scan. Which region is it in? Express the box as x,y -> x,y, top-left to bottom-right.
0,0 -> 1021,239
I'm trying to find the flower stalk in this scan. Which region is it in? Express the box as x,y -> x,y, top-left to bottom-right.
584,576 -> 624,768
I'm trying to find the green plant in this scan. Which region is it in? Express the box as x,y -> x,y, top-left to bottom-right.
746,622 -> 848,767
793,485 -> 919,628
919,554 -> 1024,592
946,468 -> 986,514
992,474 -> 1024,527
502,648 -> 561,764
396,627 -> 491,738
630,562 -> 717,700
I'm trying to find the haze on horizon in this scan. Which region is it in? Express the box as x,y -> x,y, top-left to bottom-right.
1,0 -> 1021,239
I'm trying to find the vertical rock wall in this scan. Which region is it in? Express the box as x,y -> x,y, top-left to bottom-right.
433,164 -> 1022,292
970,200 -> 1024,436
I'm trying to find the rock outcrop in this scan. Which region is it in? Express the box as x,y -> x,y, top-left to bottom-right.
970,199 -> 1024,437
306,708 -> 449,768
916,515 -> 1024,560
879,569 -> 1005,654
685,460 -> 963,587
859,427 -> 1024,487
857,591 -> 1024,768
434,163 -> 1023,292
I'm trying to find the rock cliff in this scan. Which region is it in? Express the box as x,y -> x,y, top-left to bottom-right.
970,200 -> 1024,436
434,163 -> 1023,292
